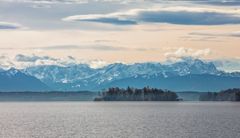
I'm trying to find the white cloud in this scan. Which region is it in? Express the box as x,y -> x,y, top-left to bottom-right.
0,55 -> 15,69
0,54 -> 109,69
88,59 -> 108,69
1,53 -> 240,72
164,48 -> 212,61
213,58 -> 240,72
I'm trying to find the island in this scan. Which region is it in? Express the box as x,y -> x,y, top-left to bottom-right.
94,87 -> 180,101
199,88 -> 240,101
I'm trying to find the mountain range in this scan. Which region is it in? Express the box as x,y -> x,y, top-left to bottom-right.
0,58 -> 239,92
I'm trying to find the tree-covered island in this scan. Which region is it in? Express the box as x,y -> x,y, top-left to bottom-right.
199,88 -> 240,101
94,87 -> 180,101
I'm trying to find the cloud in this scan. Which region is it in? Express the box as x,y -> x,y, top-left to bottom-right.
31,4 -> 52,8
196,0 -> 240,6
0,44 -> 157,52
180,34 -> 222,42
0,22 -> 22,29
94,39 -> 118,43
4,0 -> 240,7
230,31 -> 240,37
164,48 -> 212,61
0,54 -> 109,69
1,53 -> 240,72
5,54 -> 79,68
62,14 -> 137,25
2,0 -> 88,4
15,54 -> 57,62
33,44 -> 157,52
12,54 -> 66,68
2,0 -> 143,4
213,58 -> 240,72
189,31 -> 240,37
88,59 -> 108,69
0,55 -> 15,69
34,45 -> 129,51
63,7 -> 240,25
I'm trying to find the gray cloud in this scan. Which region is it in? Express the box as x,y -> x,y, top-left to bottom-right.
0,53 -> 109,69
3,0 -> 240,30
6,0 -> 240,6
94,39 -> 118,43
138,11 -> 240,25
73,18 -> 137,25
0,44 -> 152,52
189,32 -> 223,37
2,0 -> 88,4
36,45 -> 129,51
1,0 -> 140,4
0,22 -> 22,29
180,35 -> 222,42
31,4 -> 52,8
195,0 -> 240,6
12,54 -> 82,68
230,32 -> 240,37
189,31 -> 240,37
63,7 -> 240,25
15,54 -> 57,62
33,44 -> 158,52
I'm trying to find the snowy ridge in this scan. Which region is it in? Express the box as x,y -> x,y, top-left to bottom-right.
22,58 -> 222,90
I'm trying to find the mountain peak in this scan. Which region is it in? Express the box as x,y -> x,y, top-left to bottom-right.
179,57 -> 204,65
170,58 -> 218,75
6,68 -> 21,77
0,68 -> 50,91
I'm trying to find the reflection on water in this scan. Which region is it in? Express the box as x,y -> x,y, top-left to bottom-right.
0,102 -> 239,138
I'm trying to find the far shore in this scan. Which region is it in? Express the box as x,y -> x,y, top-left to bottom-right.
0,88 -> 238,102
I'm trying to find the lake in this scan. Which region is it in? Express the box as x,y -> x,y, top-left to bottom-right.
0,102 -> 239,138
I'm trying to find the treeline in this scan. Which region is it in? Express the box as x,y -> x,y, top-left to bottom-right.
0,91 -> 97,101
94,87 -> 179,101
199,88 -> 240,101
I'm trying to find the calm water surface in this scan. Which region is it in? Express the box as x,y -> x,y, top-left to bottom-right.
0,102 -> 239,138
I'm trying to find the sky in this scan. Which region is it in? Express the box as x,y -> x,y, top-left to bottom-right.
0,0 -> 240,71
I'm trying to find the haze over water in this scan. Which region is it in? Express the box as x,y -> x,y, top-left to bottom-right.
0,102 -> 239,138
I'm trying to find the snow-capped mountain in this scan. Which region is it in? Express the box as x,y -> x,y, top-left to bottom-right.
167,58 -> 219,76
22,58 -> 228,91
0,68 -> 50,92
22,64 -> 97,90
0,58 -> 238,91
